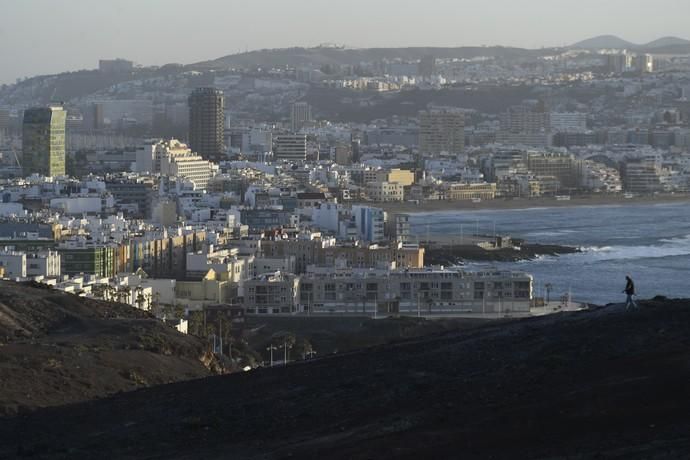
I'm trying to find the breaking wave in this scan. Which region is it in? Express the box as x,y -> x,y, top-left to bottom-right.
580,235 -> 690,261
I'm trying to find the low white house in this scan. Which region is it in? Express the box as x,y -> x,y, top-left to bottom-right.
0,250 -> 26,278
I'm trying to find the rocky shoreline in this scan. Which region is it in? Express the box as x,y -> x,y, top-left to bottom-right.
424,243 -> 580,265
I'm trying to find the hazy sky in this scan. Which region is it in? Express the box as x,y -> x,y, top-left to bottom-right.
2,0 -> 689,84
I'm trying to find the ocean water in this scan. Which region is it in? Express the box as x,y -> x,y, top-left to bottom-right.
409,202 -> 690,305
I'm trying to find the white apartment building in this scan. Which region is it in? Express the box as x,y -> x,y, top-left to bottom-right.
636,54 -> 654,73
50,195 -> 115,215
352,205 -> 387,243
27,251 -> 62,278
161,153 -> 218,190
299,267 -> 533,315
580,161 -> 623,193
136,139 -> 190,174
244,267 -> 533,315
550,112 -> 587,133
253,256 -> 296,277
186,248 -> 253,286
137,139 -> 218,190
311,203 -> 341,233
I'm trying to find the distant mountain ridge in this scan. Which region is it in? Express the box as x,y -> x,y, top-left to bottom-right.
572,35 -> 690,50
3,37 -> 690,106
572,35 -> 636,49
189,46 -> 552,71
645,36 -> 690,48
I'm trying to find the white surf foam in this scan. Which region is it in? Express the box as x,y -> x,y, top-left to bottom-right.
580,235 -> 690,262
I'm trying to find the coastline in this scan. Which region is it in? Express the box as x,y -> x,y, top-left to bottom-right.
423,243 -> 580,265
369,194 -> 690,214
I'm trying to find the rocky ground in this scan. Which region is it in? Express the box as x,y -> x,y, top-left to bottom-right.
2,297 -> 689,459
424,243 -> 580,265
0,281 -> 226,416
238,315 -> 491,362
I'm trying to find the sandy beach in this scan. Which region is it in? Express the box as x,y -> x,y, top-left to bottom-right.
370,193 -> 690,214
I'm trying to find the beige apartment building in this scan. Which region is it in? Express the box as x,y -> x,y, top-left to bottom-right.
366,181 -> 404,202
445,183 -> 497,201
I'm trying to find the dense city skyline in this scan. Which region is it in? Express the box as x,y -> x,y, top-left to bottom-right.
2,0 -> 690,84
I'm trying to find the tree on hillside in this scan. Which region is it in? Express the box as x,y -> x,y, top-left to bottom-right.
272,332 -> 296,364
92,284 -> 106,300
135,287 -> 146,310
103,284 -> 117,302
116,286 -> 132,305
294,338 -> 314,360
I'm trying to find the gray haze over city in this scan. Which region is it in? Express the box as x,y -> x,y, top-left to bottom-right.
2,0 -> 690,83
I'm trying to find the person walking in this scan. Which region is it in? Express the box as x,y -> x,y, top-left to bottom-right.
623,275 -> 638,310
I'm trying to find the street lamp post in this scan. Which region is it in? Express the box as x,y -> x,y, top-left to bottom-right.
280,340 -> 293,367
545,283 -> 553,305
266,345 -> 277,367
373,293 -> 378,320
218,319 -> 223,356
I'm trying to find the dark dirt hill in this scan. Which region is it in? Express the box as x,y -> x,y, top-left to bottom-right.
2,297 -> 689,459
0,281 -> 223,416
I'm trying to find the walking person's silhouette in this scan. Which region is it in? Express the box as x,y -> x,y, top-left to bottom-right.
623,275 -> 638,310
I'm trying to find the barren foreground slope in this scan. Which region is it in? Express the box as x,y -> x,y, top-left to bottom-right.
2,298 -> 689,459
0,281 -> 221,415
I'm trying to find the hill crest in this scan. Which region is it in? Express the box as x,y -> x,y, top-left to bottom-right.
3,297 -> 690,459
572,34 -> 690,50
